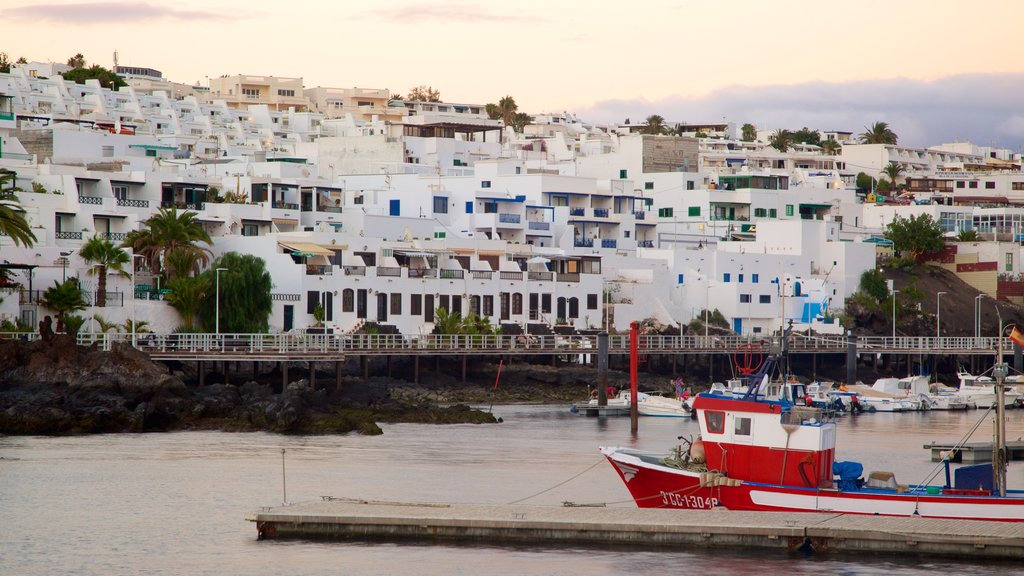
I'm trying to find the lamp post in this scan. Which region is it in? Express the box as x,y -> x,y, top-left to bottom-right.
975,294 -> 985,339
130,254 -> 145,348
936,291 -> 947,339
891,289 -> 899,340
215,267 -> 229,334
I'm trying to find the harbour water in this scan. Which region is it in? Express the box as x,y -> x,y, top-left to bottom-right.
2,405 -> 1022,575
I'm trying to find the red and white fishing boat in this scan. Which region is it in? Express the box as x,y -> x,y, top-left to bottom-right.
602,354 -> 1024,522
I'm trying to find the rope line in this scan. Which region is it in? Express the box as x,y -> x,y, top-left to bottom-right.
507,458 -> 606,505
912,403 -> 994,490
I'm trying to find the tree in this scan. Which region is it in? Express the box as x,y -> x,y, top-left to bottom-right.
121,207 -> 212,279
485,95 -> 518,127
406,85 -> 441,102
859,121 -> 898,145
740,123 -> 757,142
885,213 -> 944,261
196,252 -> 272,333
164,275 -> 210,330
768,129 -> 792,152
432,307 -> 462,334
62,65 -> 126,90
0,201 -> 36,247
641,115 -> 667,135
820,139 -> 841,156
0,53 -> 10,74
40,279 -> 87,333
957,229 -> 980,242
509,112 -> 532,133
791,127 -> 821,146
855,172 -> 877,194
79,236 -> 130,307
859,269 -> 889,303
66,53 -> 86,68
882,161 -> 905,190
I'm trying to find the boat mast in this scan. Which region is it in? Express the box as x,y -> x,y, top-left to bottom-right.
993,312 -> 1008,497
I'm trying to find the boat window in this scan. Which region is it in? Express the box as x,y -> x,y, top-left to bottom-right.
706,411 -> 725,434
734,416 -> 751,436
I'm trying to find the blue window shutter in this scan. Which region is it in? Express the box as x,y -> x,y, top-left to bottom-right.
466,201 -> 474,214
389,199 -> 400,216
677,274 -> 684,284
724,273 -> 731,282
752,274 -> 759,283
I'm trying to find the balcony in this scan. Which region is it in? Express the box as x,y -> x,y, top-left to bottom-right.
408,268 -> 437,278
472,271 -> 493,280
272,202 -> 299,210
117,198 -> 150,208
558,273 -> 580,283
638,240 -> 654,248
376,267 -> 402,277
633,211 -> 646,220
528,221 -> 550,230
98,232 -> 127,241
498,213 -> 521,224
317,205 -> 342,213
528,271 -> 553,281
440,269 -> 464,279
574,238 -> 594,248
593,208 -> 609,218
342,266 -> 366,276
55,231 -> 83,240
161,201 -> 203,210
79,196 -> 103,205
499,271 -> 523,281
601,239 -> 617,249
569,207 -> 585,217
306,265 -> 333,276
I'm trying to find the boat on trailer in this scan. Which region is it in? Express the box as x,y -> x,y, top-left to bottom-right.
602,351 -> 1024,522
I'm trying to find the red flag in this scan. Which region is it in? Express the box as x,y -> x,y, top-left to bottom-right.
1010,327 -> 1024,348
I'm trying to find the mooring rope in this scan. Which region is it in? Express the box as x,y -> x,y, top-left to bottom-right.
507,458 -> 607,504
912,403 -> 994,490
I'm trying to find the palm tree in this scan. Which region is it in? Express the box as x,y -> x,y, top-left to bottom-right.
859,121 -> 898,145
740,123 -> 757,142
432,307 -> 462,334
882,161 -> 905,191
768,129 -> 792,152
165,275 -> 210,330
79,236 -> 129,307
485,96 -> 519,127
0,202 -> 35,247
40,279 -> 87,333
820,139 -> 842,156
121,207 -> 211,278
641,115 -> 667,135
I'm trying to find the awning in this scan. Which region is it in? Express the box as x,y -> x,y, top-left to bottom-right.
272,218 -> 299,226
477,195 -> 526,203
94,213 -> 128,219
279,242 -> 335,257
129,144 -> 178,151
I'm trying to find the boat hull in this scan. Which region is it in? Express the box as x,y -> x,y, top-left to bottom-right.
602,447 -> 1024,522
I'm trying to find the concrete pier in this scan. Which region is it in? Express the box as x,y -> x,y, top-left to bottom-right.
247,499 -> 1024,560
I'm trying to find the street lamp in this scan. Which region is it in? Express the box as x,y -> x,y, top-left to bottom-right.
975,294 -> 985,338
936,291 -> 947,339
130,254 -> 145,347
891,289 -> 899,340
215,267 -> 229,334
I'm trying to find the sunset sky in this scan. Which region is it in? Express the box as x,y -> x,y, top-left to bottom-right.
5,0 -> 1024,148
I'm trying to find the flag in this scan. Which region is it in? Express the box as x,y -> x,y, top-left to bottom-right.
1010,327 -> 1024,348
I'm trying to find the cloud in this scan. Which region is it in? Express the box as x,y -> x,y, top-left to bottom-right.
576,74 -> 1024,150
369,3 -> 541,24
4,2 -> 237,24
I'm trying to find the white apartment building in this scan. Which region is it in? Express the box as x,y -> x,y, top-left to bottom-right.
208,75 -> 307,112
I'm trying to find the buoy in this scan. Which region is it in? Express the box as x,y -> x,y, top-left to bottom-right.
689,438 -> 706,464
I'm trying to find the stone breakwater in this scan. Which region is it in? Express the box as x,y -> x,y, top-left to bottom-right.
0,335 -> 497,435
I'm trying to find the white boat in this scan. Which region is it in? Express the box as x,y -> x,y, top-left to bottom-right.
957,370 -> 1022,408
845,380 -> 914,412
581,390 -> 691,418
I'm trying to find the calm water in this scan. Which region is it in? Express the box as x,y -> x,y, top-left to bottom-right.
2,405 -> 1022,575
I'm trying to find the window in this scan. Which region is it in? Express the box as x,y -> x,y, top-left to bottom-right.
242,223 -> 259,236
587,294 -> 598,310
785,204 -> 794,216
658,207 -> 674,218
738,274 -> 744,283
277,89 -> 295,97
688,206 -> 700,217
481,180 -> 491,188
568,297 -> 579,319
986,181 -> 996,189
307,291 -> 320,314
343,289 -> 354,312
1012,182 -> 1024,191
541,293 -> 552,313
754,208 -> 766,217
644,182 -> 654,190
706,411 -> 725,434
739,294 -> 751,303
242,88 -> 260,98
723,273 -> 731,282
957,181 -> 966,189
677,274 -> 684,284
432,196 -> 448,214
687,181 -> 695,190
1006,253 -> 1013,272
759,295 -> 771,304
466,201 -> 474,213
969,181 -> 978,189
433,231 -> 446,239
619,169 -> 627,179
769,209 -> 777,218
734,416 -> 751,436
112,185 -> 128,202
512,293 -> 523,315
752,274 -> 759,283
390,293 -> 402,315
410,294 -> 422,316
483,295 -> 494,317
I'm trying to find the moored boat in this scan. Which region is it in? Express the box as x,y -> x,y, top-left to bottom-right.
602,355 -> 1024,521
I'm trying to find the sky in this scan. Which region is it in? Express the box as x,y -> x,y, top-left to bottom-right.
4,0 -> 1024,149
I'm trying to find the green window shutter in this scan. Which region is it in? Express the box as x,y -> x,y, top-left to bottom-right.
769,208 -> 777,218
688,206 -> 700,217
785,204 -> 794,216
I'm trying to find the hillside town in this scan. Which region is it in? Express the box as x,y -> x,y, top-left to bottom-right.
2,57 -> 1023,339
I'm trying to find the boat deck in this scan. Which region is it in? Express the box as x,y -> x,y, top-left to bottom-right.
924,441 -> 1024,463
246,498 -> 1024,559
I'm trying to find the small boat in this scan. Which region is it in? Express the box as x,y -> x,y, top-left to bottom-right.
957,370 -> 1022,408
579,390 -> 691,418
844,380 -> 915,412
602,352 -> 1024,521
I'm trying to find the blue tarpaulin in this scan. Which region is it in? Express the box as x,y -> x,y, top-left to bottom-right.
833,461 -> 863,491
